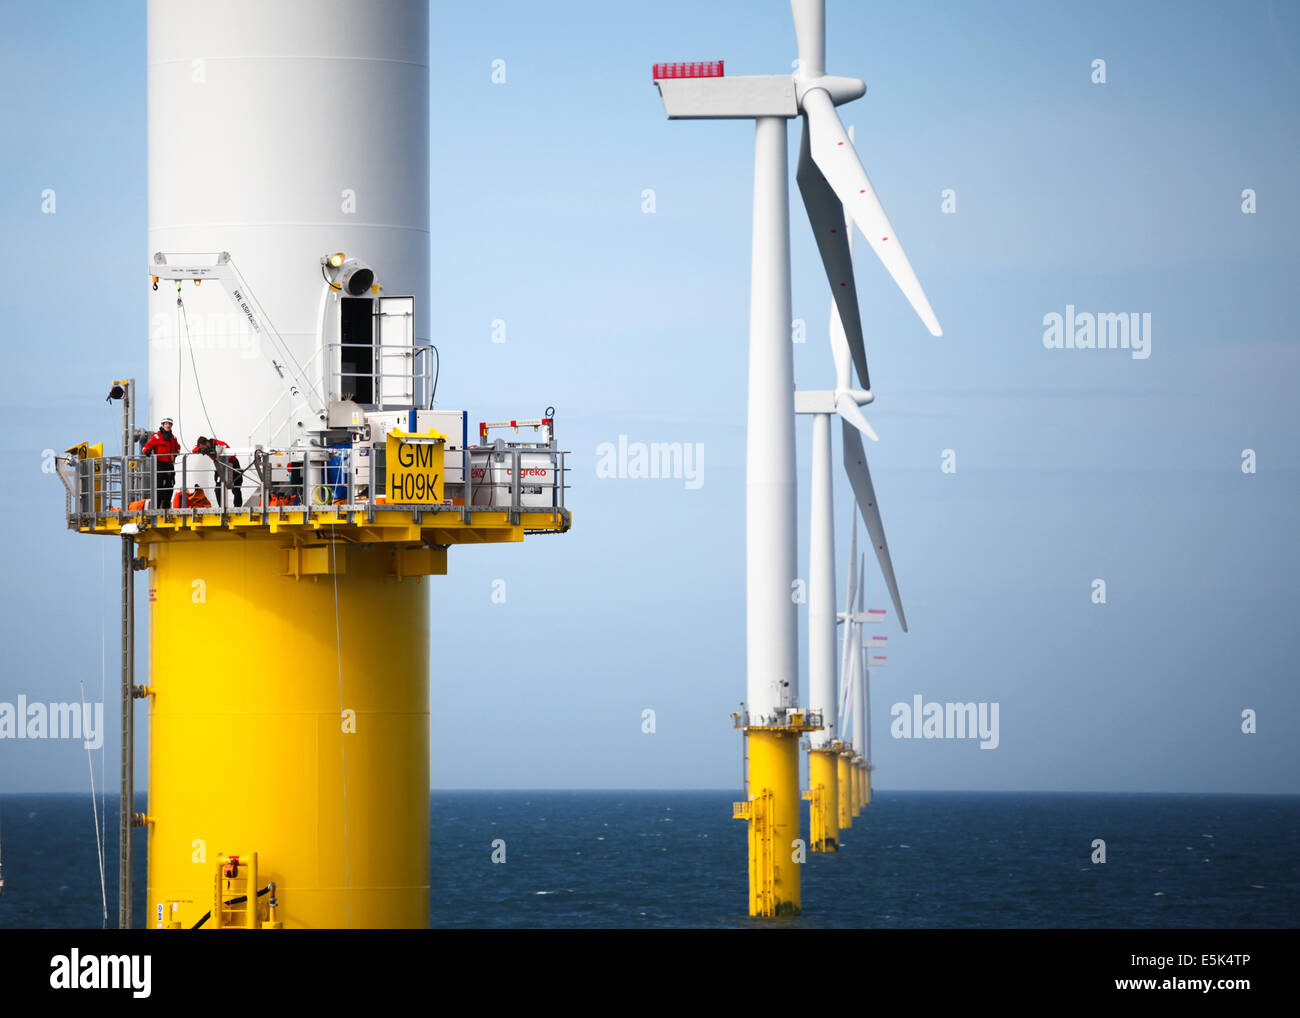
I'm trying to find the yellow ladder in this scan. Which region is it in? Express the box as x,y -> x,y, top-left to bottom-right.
803,784 -> 825,851
733,789 -> 776,917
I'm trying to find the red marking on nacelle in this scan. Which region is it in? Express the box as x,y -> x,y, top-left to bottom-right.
652,60 -> 724,80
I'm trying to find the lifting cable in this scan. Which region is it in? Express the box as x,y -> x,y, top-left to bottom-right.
179,298 -> 218,442
174,292 -> 186,450
82,684 -> 106,928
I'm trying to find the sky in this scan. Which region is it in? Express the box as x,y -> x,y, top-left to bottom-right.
0,0 -> 1297,795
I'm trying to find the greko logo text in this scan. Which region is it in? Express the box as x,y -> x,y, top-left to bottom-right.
471,467 -> 550,479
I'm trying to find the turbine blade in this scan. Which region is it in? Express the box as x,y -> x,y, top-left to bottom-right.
844,517 -> 858,614
839,518 -> 858,700
798,118 -> 871,390
803,88 -> 943,337
840,622 -> 858,735
863,671 -> 872,761
790,0 -> 825,77
837,630 -> 852,730
842,419 -> 909,632
835,391 -> 878,442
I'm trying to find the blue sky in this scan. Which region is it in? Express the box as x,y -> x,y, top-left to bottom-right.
1,0 -> 1297,794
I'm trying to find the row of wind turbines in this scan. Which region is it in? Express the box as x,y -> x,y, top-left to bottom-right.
654,0 -> 941,916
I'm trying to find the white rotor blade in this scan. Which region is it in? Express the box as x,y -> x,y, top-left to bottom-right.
837,635 -> 853,733
840,616 -> 858,735
842,419 -> 909,632
803,88 -> 943,337
835,391 -> 878,442
863,671 -> 872,761
790,0 -> 825,77
798,119 -> 871,389
844,517 -> 858,614
828,286 -> 853,391
839,519 -> 858,696
847,560 -> 865,739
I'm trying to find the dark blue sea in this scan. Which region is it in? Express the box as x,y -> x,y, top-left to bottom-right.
1,791 -> 1295,928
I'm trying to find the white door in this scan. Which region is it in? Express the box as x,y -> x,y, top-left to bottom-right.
376,296 -> 414,406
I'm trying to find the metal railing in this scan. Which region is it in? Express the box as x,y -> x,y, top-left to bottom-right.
58,441 -> 569,530
327,342 -> 434,408
731,707 -> 824,730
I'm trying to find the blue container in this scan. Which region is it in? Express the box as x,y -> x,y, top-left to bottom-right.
326,445 -> 349,502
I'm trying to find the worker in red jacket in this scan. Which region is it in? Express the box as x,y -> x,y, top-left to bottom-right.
194,436 -> 243,509
142,417 -> 180,507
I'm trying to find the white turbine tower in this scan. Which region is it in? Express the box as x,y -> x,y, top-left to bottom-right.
654,0 -> 941,917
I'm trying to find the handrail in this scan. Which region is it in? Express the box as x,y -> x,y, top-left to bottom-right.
731,708 -> 824,730
57,441 -> 569,527
325,342 -> 434,408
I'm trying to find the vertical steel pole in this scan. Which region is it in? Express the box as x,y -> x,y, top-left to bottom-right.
120,533 -> 134,929
119,379 -> 135,929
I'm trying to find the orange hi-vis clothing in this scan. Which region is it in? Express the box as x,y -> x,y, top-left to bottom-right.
172,487 -> 211,509
143,430 -> 181,464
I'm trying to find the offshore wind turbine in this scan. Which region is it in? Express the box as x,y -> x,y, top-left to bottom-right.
835,526 -> 861,833
798,129 -> 910,851
858,631 -> 888,808
845,552 -> 888,812
653,0 -> 941,917
836,535 -> 887,824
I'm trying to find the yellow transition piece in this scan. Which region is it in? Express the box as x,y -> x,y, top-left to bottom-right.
145,531 -> 430,929
739,729 -> 802,917
836,750 -> 853,831
807,748 -> 839,853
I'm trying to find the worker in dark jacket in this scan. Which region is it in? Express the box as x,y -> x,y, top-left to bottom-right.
194,436 -> 243,508
142,417 -> 180,507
